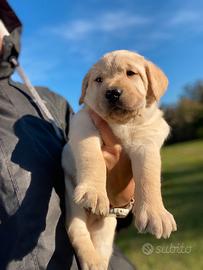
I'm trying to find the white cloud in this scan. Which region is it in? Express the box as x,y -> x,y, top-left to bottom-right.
49,11 -> 150,41
61,20 -> 93,40
96,12 -> 149,31
168,10 -> 203,27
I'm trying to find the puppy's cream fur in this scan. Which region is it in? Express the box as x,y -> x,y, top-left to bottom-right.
62,50 -> 177,270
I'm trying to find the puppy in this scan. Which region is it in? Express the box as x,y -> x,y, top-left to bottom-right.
62,50 -> 177,270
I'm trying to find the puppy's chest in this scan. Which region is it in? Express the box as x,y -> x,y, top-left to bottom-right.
108,114 -> 169,153
109,123 -> 141,152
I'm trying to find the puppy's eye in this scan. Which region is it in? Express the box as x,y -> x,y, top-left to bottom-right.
95,77 -> 103,83
127,70 -> 137,76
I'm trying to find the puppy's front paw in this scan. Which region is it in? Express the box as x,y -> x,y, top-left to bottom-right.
133,203 -> 177,239
74,184 -> 109,216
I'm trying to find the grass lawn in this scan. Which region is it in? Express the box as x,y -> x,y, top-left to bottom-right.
116,140 -> 203,270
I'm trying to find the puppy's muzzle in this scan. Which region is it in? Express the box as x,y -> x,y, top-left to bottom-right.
105,89 -> 122,105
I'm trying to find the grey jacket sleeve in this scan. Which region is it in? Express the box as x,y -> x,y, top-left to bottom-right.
0,77 -> 79,270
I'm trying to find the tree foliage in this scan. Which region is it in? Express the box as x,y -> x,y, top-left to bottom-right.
163,80 -> 203,144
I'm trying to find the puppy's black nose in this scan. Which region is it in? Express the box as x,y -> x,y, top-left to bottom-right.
105,89 -> 122,104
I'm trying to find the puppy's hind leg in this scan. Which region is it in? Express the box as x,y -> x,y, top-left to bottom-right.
90,216 -> 117,269
65,181 -> 106,270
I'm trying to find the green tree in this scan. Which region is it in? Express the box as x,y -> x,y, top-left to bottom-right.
163,80 -> 203,144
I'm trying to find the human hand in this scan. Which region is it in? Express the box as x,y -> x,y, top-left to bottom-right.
89,110 -> 135,207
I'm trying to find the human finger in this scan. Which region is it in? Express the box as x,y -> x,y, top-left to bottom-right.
89,110 -> 120,146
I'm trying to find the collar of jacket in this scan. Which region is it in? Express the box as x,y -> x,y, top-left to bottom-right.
0,1 -> 22,79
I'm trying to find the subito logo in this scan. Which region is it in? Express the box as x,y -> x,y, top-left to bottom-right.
142,243 -> 154,255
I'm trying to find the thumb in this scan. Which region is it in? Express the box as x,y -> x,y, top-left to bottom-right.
102,144 -> 122,170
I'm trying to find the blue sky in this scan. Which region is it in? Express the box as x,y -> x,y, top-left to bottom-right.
9,0 -> 203,111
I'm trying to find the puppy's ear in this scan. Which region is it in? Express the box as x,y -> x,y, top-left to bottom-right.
79,72 -> 90,105
145,61 -> 168,105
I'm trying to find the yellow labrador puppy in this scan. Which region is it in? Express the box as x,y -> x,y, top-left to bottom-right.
62,50 -> 177,270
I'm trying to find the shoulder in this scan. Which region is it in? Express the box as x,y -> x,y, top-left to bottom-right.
9,80 -> 72,112
9,80 -> 73,135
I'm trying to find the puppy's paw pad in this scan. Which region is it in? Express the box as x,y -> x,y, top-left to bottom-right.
74,184 -> 109,216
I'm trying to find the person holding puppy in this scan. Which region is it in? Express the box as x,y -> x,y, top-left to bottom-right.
0,1 -> 135,269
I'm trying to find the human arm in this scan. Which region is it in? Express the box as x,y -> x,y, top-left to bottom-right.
89,110 -> 135,207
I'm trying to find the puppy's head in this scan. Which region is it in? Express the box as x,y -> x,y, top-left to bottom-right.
80,50 -> 168,123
